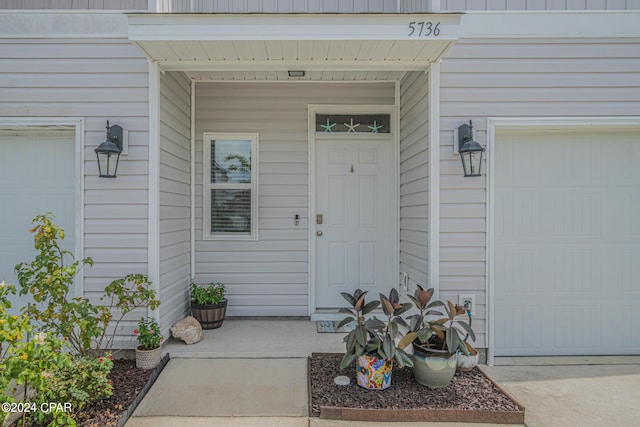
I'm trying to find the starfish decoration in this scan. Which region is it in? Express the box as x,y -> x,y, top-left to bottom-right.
321,118 -> 336,133
367,121 -> 383,134
344,118 -> 360,133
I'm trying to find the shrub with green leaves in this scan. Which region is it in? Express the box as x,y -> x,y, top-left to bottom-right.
15,213 -> 160,356
41,355 -> 114,413
0,280 -> 73,427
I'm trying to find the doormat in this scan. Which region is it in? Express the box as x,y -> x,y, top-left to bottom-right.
308,353 -> 525,424
316,320 -> 356,333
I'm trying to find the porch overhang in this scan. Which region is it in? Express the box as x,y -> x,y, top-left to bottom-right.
127,13 -> 462,78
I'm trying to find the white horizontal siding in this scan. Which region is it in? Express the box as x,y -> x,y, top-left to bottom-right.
0,0 -> 147,9
439,37 -> 640,349
442,0 -> 640,10
159,71 -> 191,336
195,82 -> 394,316
399,71 -> 429,291
0,37 -> 150,346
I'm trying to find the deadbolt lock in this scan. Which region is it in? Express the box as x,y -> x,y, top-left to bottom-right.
316,214 -> 323,225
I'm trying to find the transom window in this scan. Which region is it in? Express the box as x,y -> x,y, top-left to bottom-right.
315,114 -> 391,134
203,133 -> 258,240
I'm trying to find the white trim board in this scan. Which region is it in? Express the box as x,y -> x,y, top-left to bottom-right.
428,63 -> 441,299
148,62 -> 161,323
0,117 -> 85,298
308,104 -> 399,319
485,116 -> 640,366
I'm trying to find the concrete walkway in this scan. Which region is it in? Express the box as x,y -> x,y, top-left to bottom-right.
126,320 -> 640,427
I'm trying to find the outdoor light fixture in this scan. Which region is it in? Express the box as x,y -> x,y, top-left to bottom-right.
287,70 -> 305,77
95,121 -> 123,178
457,120 -> 485,177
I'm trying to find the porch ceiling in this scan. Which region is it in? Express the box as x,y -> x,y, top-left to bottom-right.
128,13 -> 462,80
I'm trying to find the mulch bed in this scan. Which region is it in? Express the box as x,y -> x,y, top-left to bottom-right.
75,359 -> 153,427
12,357 -> 166,427
309,353 -> 525,424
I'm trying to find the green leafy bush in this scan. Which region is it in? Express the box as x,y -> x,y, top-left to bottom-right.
15,213 -> 160,356
134,317 -> 162,350
0,280 -> 73,427
42,355 -> 114,412
190,280 -> 226,305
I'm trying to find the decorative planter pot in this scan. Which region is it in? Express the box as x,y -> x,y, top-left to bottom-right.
356,355 -> 393,390
456,350 -> 479,371
411,342 -> 457,388
191,299 -> 227,330
136,346 -> 161,370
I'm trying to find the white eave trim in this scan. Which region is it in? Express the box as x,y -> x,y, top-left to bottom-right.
460,11 -> 640,39
127,13 -> 462,41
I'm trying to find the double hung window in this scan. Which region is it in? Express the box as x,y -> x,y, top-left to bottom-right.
203,133 -> 258,240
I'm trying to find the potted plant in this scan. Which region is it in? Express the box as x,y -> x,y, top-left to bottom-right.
190,280 -> 227,329
399,285 -> 476,388
337,288 -> 413,390
134,316 -> 163,370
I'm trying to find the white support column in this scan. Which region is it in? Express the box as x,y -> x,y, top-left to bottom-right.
148,61 -> 161,323
190,79 -> 196,281
428,62 -> 441,298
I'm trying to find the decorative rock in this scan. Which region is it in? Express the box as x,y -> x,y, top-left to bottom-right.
170,316 -> 203,345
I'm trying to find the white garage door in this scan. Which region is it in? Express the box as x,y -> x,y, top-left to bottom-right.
0,129 -> 76,314
494,128 -> 640,356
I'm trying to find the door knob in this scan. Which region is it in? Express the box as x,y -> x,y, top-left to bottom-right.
316,231 -> 323,236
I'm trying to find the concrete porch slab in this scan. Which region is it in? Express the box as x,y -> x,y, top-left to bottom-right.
494,355 -> 640,366
132,358 -> 308,417
163,319 -> 345,358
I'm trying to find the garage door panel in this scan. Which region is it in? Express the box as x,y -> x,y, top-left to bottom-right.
0,132 -> 75,314
495,128 -> 640,356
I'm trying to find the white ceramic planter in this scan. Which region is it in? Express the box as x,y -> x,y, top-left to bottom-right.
456,351 -> 479,371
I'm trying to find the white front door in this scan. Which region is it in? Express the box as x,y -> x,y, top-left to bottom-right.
315,136 -> 393,308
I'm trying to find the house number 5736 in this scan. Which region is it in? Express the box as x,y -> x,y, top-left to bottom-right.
408,21 -> 441,37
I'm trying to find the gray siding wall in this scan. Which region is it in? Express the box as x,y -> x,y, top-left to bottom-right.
159,71 -> 191,336
438,37 -> 640,348
0,0 -> 147,9
0,37 -> 150,344
194,82 -> 395,316
399,71 -> 429,291
442,0 -> 640,10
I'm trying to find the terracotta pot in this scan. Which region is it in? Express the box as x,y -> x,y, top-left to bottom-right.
411,342 -> 457,388
191,299 -> 227,329
356,355 -> 393,390
135,345 -> 161,370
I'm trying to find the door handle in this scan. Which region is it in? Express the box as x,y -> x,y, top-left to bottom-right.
316,231 -> 323,237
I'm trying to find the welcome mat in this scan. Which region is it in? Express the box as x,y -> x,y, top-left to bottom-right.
308,353 -> 525,424
315,320 -> 356,333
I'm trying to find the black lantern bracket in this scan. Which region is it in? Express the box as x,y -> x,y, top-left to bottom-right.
456,120 -> 486,177
95,121 -> 126,178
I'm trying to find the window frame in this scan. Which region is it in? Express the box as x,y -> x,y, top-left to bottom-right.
203,132 -> 259,241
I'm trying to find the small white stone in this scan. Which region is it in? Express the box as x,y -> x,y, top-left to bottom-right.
334,375 -> 350,386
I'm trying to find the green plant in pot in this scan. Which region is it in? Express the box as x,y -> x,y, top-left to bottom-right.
134,316 -> 163,369
190,280 -> 227,330
399,285 -> 476,388
338,288 -> 413,390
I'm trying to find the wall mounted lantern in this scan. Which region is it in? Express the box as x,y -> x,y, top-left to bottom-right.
457,120 -> 485,177
95,121 -> 123,178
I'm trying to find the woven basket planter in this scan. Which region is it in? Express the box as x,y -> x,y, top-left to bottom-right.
135,346 -> 161,370
191,299 -> 228,330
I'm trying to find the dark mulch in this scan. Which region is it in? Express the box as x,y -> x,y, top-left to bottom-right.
75,359 -> 152,427
309,353 -> 523,420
